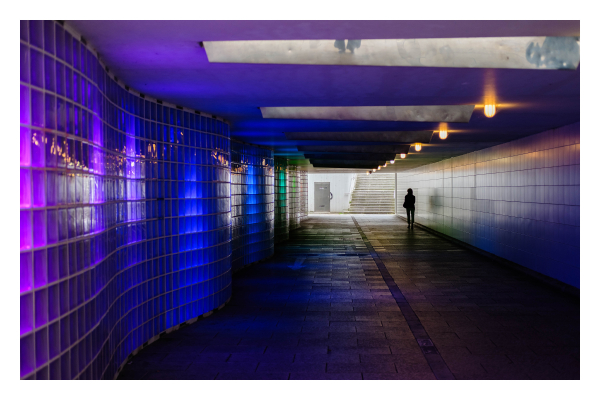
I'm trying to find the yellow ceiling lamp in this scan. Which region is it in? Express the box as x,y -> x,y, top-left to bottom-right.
414,143 -> 422,152
484,104 -> 496,118
438,122 -> 448,139
484,70 -> 497,118
400,153 -> 406,159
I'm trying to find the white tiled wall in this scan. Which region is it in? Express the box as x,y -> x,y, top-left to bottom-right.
397,122 -> 580,288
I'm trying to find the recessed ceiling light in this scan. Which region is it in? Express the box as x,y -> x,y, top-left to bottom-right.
204,37 -> 580,70
304,153 -> 396,161
298,145 -> 411,154
263,105 -> 474,123
285,131 -> 433,143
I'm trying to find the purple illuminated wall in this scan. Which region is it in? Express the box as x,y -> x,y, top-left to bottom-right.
397,122 -> 580,289
20,20 -> 232,379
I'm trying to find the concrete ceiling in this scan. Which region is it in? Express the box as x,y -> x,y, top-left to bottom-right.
65,20 -> 580,173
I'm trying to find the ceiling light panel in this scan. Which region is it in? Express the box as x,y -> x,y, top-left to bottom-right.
304,153 -> 396,161
262,105 -> 474,122
204,37 -> 580,70
286,131 -> 433,143
311,161 -> 382,168
298,144 -> 411,154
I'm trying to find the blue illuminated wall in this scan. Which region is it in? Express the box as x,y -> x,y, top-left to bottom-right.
20,20 -> 232,380
230,141 -> 274,272
396,122 -> 580,289
274,157 -> 289,243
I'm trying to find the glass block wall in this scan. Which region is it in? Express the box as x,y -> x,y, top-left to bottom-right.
288,165 -> 300,231
20,20 -> 232,380
396,122 -> 580,288
230,141 -> 274,272
288,167 -> 308,231
299,170 -> 308,221
274,157 -> 289,243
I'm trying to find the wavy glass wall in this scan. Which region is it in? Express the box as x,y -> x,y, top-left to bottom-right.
299,170 -> 308,222
231,141 -> 274,272
20,20 -> 232,380
288,167 -> 308,230
288,166 -> 300,231
274,157 -> 289,243
396,123 -> 580,288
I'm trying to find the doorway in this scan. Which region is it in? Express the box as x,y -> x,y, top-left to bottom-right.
314,182 -> 331,212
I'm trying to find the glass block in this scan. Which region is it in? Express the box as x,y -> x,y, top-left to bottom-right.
45,93 -> 56,130
20,85 -> 30,125
35,327 -> 49,367
44,20 -> 55,54
33,249 -> 48,289
31,89 -> 45,127
33,210 -> 47,247
31,129 -> 45,167
21,210 -> 32,250
56,61 -> 65,97
20,127 -> 31,166
20,252 -> 33,293
49,358 -> 60,380
44,55 -> 55,92
45,133 -> 57,168
20,43 -> 29,83
32,170 -> 45,207
20,20 -> 28,42
20,168 -> 31,208
20,334 -> 35,378
29,20 -> 43,49
48,321 -> 60,361
35,288 -> 48,327
30,48 -> 43,88
46,209 -> 58,245
47,247 -> 59,284
20,293 -> 33,334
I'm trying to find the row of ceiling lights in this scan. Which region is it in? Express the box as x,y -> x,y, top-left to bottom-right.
366,104 -> 497,175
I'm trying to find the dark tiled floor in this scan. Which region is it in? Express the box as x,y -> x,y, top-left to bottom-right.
118,215 -> 579,380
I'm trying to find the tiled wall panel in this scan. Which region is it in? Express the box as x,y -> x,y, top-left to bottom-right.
397,123 -> 580,288
230,141 -> 274,272
274,157 -> 289,243
288,168 -> 309,230
289,166 -> 300,231
299,170 -> 308,222
20,20 -> 232,380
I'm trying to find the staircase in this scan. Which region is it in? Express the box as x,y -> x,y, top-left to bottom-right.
348,173 -> 395,214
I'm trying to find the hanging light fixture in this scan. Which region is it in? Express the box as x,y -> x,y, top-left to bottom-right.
484,104 -> 496,118
415,143 -> 422,151
439,129 -> 448,140
383,162 -> 387,167
366,170 -> 370,175
372,168 -> 376,172
400,153 -> 406,159
377,165 -> 381,170
390,159 -> 395,164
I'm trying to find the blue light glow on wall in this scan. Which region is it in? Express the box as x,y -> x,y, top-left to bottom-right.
20,20 -> 232,379
274,157 -> 289,243
231,141 -> 274,272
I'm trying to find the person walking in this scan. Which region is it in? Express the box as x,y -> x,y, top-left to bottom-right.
403,188 -> 416,229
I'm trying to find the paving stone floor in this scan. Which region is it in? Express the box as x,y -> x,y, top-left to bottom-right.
118,215 -> 580,380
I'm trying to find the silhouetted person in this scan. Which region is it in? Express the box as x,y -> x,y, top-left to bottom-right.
403,188 -> 415,229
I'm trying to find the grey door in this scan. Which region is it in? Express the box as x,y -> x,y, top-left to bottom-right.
314,182 -> 331,212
